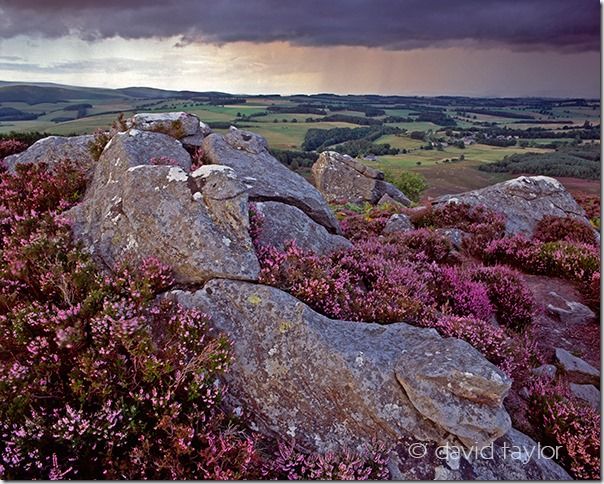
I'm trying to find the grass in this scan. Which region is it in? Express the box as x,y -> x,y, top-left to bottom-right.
363,143 -> 552,171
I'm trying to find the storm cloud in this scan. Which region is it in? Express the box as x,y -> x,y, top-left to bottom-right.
0,0 -> 599,52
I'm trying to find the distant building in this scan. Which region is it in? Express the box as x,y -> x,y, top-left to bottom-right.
363,154 -> 377,161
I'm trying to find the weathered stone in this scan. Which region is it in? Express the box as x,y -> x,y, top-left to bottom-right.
569,383 -> 600,410
436,176 -> 589,236
203,128 -> 340,233
170,280 -> 511,453
254,201 -> 351,254
383,213 -> 414,234
547,291 -> 596,326
126,112 -> 202,139
388,429 -> 570,480
4,135 -> 96,175
67,130 -> 258,284
377,193 -> 406,209
312,151 -> 411,206
100,129 -> 192,172
531,364 -> 557,382
555,347 -> 600,385
435,228 -> 466,250
395,340 -> 511,448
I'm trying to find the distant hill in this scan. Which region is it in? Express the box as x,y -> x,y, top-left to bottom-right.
0,81 -> 244,104
0,85 -> 130,104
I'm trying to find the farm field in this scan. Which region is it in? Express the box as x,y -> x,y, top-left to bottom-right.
0,81 -> 599,198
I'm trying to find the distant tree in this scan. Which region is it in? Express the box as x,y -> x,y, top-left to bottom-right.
459,154 -> 465,161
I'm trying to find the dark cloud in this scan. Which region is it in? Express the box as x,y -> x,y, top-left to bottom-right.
0,0 -> 599,51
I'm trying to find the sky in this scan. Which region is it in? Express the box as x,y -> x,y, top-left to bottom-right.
0,0 -> 600,98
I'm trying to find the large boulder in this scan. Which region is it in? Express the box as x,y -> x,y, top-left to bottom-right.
67,129 -> 259,284
3,135 -> 96,175
126,112 -> 211,147
436,176 -> 589,236
203,128 -> 341,234
311,151 -> 411,206
170,280 -> 511,452
253,201 -> 351,254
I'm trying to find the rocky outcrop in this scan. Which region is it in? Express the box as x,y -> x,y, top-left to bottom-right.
436,176 -> 589,236
67,129 -> 259,284
4,135 -> 95,175
555,347 -> 600,386
126,111 -> 211,147
203,128 -> 341,233
170,279 -> 511,452
253,201 -> 351,254
311,151 -> 411,206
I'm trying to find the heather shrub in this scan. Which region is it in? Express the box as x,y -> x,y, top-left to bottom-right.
338,205 -> 397,241
389,228 -> 452,263
427,266 -> 494,321
265,441 -> 389,480
408,202 -> 505,255
0,161 -> 264,479
533,215 -> 597,245
527,378 -> 601,480
538,241 -> 600,284
0,139 -> 28,160
258,241 -> 433,324
428,315 -> 509,367
468,265 -> 536,331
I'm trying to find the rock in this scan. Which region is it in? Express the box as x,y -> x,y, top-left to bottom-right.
253,201 -> 351,254
100,129 -> 192,172
383,213 -> 414,234
3,135 -> 96,176
126,112 -> 203,139
469,429 -> 571,480
555,347 -> 600,385
436,176 -> 589,236
202,128 -> 340,233
547,292 -> 596,326
67,130 -> 259,284
377,193 -> 406,209
435,228 -> 465,250
170,280 -> 511,453
311,151 -> 411,207
383,426 -> 571,480
569,383 -> 600,410
518,387 -> 531,400
531,364 -> 557,382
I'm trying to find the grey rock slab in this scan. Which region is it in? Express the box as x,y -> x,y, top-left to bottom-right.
254,201 -> 351,254
170,280 -> 511,453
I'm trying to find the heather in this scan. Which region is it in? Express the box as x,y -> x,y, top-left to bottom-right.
528,378 -> 600,480
0,159 -> 391,479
